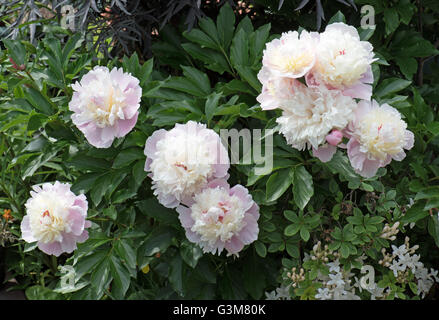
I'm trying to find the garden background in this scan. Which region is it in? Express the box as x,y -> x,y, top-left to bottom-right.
0,0 -> 439,300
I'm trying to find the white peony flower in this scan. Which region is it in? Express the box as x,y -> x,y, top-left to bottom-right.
144,121 -> 229,208
276,82 -> 357,150
313,23 -> 376,89
262,30 -> 318,79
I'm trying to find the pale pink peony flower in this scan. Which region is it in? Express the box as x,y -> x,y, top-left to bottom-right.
346,100 -> 414,178
312,144 -> 338,163
21,182 -> 91,256
262,30 -> 318,79
177,179 -> 259,256
144,121 -> 230,208
69,66 -> 142,148
307,22 -> 377,100
256,66 -> 298,111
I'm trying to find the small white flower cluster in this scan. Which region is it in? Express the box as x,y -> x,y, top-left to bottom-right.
275,237 -> 438,300
384,237 -> 439,298
265,285 -> 292,300
314,259 -> 361,300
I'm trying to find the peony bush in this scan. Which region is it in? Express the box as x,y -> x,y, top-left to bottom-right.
0,2 -> 439,300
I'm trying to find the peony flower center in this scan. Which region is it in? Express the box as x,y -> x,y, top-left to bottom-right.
26,190 -> 72,244
87,84 -> 126,128
272,51 -> 314,75
357,108 -> 407,160
191,187 -> 246,244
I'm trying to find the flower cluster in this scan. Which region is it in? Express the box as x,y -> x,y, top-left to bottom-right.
144,122 -> 260,256
265,285 -> 291,300
257,22 -> 414,177
380,237 -> 439,298
279,237 -> 439,300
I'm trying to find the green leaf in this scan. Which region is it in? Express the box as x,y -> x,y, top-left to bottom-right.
254,241 -> 267,258
249,24 -> 271,64
45,120 -> 76,141
284,210 -> 299,223
164,77 -> 209,97
169,254 -> 184,295
375,78 -> 412,98
181,65 -> 211,96
243,251 -> 266,299
284,223 -> 300,237
286,242 -> 300,258
71,172 -> 102,194
397,0 -> 416,25
75,249 -> 109,278
137,198 -> 179,225
115,240 -> 137,270
383,8 -> 400,36
90,173 -> 114,206
414,187 -> 439,200
205,91 -> 222,122
426,122 -> 439,136
325,152 -> 360,187
67,154 -> 111,172
3,39 -> 26,66
328,11 -> 346,24
112,147 -> 144,169
361,182 -> 374,192
299,227 -> 310,242
25,286 -> 61,300
293,166 -> 314,210
395,57 -> 417,80
340,243 -> 350,258
109,255 -> 131,299
401,201 -> 429,224
235,65 -> 261,92
180,241 -> 203,268
23,87 -> 54,115
182,43 -> 230,74
359,27 -> 375,41
90,257 -> 112,297
24,242 -> 38,252
132,160 -> 148,189
429,215 -> 439,248
199,17 -> 221,46
142,227 -> 174,256
103,206 -> 117,220
183,28 -> 218,50
140,58 -> 154,86
266,168 -> 293,202
230,28 -> 249,67
217,3 -> 235,50
61,33 -> 83,68
236,15 -> 254,34
27,113 -> 47,131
